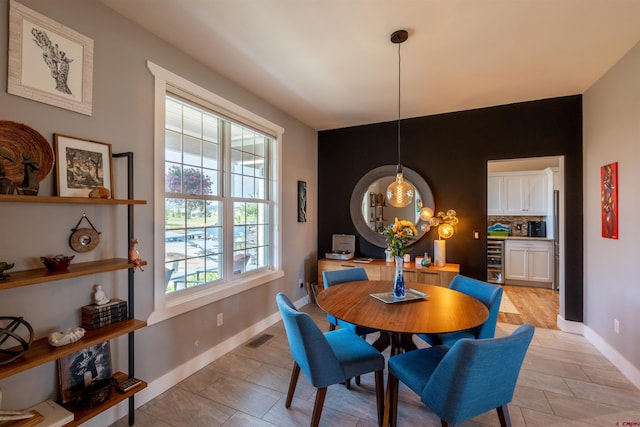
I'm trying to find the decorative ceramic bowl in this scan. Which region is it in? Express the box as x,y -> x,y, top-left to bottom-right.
41,255 -> 75,271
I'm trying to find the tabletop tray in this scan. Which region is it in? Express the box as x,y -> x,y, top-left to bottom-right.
370,290 -> 429,304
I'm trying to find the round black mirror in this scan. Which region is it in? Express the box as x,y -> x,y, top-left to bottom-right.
350,165 -> 435,248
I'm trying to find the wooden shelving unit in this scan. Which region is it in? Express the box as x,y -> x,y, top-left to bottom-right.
0,152 -> 146,426
0,194 -> 145,205
61,371 -> 147,427
0,258 -> 147,291
0,319 -> 146,380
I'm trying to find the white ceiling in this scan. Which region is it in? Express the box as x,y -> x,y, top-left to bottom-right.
100,0 -> 640,131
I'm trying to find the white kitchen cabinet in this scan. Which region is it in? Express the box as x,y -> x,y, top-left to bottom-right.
487,175 -> 504,215
505,239 -> 553,284
504,173 -> 547,214
488,171 -> 548,215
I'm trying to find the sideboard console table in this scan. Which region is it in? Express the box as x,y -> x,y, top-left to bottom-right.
316,258 -> 460,298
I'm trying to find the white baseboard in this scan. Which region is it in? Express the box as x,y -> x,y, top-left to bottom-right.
583,325 -> 640,390
79,294 -> 307,427
554,315 -> 640,390
556,314 -> 584,334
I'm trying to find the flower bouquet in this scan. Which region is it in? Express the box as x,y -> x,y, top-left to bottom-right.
383,218 -> 418,298
383,217 -> 418,257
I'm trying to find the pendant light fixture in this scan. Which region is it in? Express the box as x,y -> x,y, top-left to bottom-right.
386,29 -> 414,208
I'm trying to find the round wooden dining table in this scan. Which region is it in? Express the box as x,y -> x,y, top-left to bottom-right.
316,280 -> 489,354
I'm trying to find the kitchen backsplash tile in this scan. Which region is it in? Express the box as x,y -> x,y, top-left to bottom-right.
488,215 -> 545,237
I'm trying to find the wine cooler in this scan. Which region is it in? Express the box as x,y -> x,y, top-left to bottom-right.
487,240 -> 504,284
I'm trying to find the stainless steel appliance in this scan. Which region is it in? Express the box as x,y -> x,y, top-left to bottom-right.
487,240 -> 504,284
527,220 -> 546,237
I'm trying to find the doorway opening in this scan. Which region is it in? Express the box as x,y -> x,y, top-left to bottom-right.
487,155 -> 565,328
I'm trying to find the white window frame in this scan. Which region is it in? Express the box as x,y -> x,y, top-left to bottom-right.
147,61 -> 284,325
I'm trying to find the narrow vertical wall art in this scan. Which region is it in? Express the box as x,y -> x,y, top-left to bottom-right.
298,180 -> 307,222
600,162 -> 618,239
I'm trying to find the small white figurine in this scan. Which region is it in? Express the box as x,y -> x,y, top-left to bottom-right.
93,284 -> 110,305
47,327 -> 86,347
129,238 -> 144,272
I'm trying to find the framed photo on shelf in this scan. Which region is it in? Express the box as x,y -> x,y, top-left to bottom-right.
7,0 -> 94,116
58,341 -> 112,404
54,134 -> 113,198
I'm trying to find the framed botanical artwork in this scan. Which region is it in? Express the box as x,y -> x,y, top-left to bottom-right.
58,341 -> 112,404
54,134 -> 113,198
8,0 -> 94,116
601,162 -> 618,239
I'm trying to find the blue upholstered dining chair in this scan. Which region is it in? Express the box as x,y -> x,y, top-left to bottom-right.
276,293 -> 385,427
388,324 -> 535,427
417,275 -> 503,347
322,268 -> 381,387
322,268 -> 378,336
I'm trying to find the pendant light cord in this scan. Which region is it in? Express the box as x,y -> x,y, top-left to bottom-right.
390,29 -> 408,174
387,29 -> 412,208
397,40 -> 402,171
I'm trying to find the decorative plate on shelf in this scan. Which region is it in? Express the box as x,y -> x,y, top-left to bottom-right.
0,120 -> 55,186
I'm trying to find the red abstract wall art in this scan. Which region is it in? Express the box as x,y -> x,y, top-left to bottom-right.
601,162 -> 618,239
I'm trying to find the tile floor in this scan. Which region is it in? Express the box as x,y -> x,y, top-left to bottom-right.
112,303 -> 640,426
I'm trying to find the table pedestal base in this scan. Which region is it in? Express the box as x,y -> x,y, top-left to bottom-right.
372,332 -> 417,355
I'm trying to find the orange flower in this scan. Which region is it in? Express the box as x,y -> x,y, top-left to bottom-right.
384,218 -> 418,257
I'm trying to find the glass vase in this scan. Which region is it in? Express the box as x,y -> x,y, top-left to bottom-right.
421,252 -> 431,267
393,256 -> 406,299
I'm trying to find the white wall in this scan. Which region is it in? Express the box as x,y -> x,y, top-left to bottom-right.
0,0 -> 317,417
487,156 -> 560,173
583,40 -> 640,381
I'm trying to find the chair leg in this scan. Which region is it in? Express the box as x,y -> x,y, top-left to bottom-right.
353,334 -> 367,387
389,372 -> 399,427
329,323 -> 336,331
497,404 -> 512,427
374,370 -> 384,426
310,387 -> 327,427
285,362 -> 301,408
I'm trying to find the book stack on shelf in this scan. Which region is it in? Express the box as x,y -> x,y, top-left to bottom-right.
81,299 -> 128,330
28,399 -> 74,427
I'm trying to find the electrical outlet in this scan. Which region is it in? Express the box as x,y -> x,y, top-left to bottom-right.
194,338 -> 199,347
217,313 -> 223,327
473,231 -> 480,240
614,319 -> 619,334
299,278 -> 304,288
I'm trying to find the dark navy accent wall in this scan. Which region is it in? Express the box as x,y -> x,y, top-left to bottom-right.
318,95 -> 583,321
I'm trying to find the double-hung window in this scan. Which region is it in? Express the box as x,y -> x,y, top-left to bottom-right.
148,62 -> 283,323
